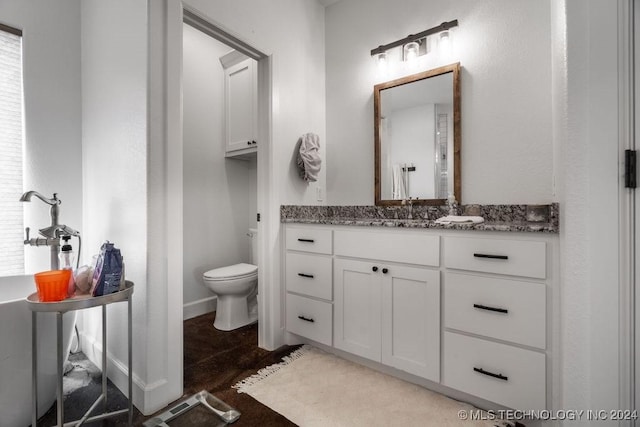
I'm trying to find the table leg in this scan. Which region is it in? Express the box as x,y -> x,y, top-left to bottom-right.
128,295 -> 133,426
56,312 -> 63,426
32,311 -> 38,427
102,305 -> 107,409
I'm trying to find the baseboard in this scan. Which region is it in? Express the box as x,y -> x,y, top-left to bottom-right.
79,331 -> 179,415
183,296 -> 216,320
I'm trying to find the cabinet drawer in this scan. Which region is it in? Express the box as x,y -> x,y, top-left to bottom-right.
443,332 -> 546,411
444,273 -> 546,349
286,293 -> 332,346
334,229 -> 439,267
444,236 -> 546,279
286,227 -> 332,254
286,252 -> 332,300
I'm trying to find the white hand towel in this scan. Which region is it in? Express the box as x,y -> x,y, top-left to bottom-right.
296,133 -> 321,182
392,164 -> 407,200
435,215 -> 485,225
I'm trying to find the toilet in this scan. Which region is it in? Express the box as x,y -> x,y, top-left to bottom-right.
202,229 -> 258,331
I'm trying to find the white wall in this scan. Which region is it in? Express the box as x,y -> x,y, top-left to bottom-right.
325,0 -> 553,205
183,0 -> 327,206
182,23 -> 257,319
0,0 -> 83,273
80,0 -> 155,413
556,0 -> 621,419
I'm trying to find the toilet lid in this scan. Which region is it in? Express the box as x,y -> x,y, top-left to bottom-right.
204,263 -> 257,281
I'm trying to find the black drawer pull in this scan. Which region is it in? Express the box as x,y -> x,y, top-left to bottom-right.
382,268 -> 389,274
473,367 -> 508,381
298,315 -> 314,323
297,238 -> 315,243
298,273 -> 314,278
473,303 -> 508,314
473,253 -> 509,260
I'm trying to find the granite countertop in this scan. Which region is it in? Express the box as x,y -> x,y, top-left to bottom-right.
280,203 -> 559,234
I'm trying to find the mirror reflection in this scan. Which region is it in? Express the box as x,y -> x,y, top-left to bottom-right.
374,63 -> 460,206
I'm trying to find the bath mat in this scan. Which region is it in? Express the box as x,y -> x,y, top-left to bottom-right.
233,345 -> 515,426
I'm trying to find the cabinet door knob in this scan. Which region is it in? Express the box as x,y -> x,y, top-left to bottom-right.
252,140 -> 257,145
372,266 -> 378,272
382,268 -> 388,274
247,141 -> 252,145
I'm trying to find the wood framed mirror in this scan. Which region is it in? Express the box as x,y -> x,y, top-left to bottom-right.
374,62 -> 460,206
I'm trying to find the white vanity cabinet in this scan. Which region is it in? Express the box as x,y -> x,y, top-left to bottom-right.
333,258 -> 440,382
284,225 -> 333,346
224,58 -> 257,157
309,227 -> 442,383
283,223 -> 556,413
442,236 -> 549,411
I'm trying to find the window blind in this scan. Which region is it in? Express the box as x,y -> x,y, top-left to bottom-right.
0,25 -> 24,276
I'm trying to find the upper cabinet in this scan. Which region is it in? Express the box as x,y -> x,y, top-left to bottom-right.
224,57 -> 257,158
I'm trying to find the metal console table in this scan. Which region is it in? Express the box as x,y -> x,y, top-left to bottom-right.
27,281 -> 134,426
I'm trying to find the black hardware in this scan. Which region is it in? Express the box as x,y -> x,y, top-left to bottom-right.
372,266 -> 378,272
473,367 -> 508,381
473,303 -> 508,314
298,273 -> 314,278
252,140 -> 257,145
473,253 -> 508,260
257,213 -> 260,222
402,166 -> 416,172
626,149 -> 637,188
247,141 -> 252,146
298,315 -> 314,323
297,238 -> 315,243
382,268 -> 389,274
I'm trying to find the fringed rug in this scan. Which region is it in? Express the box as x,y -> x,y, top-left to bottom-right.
234,345 -> 515,427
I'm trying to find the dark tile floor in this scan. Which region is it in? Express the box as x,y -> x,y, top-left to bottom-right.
37,312 -> 299,426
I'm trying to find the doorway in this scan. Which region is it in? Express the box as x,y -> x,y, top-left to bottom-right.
181,8 -> 273,345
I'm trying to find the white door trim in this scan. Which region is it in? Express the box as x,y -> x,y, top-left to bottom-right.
621,0 -> 636,422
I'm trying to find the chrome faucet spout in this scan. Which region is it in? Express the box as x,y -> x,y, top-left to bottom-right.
20,191 -> 60,229
19,191 -> 60,206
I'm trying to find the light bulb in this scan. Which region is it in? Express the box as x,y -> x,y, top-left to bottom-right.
376,51 -> 387,68
439,31 -> 451,53
404,41 -> 419,62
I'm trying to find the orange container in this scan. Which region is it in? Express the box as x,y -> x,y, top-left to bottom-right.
34,270 -> 72,302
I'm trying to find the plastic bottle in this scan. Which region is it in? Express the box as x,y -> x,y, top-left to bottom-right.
59,236 -> 76,297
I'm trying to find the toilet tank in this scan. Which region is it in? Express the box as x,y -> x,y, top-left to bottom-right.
248,228 -> 258,264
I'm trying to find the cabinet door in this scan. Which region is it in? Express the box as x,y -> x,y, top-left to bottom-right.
334,258 -> 382,362
381,265 -> 440,383
225,58 -> 257,153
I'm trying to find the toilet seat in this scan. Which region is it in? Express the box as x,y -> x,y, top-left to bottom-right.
203,263 -> 257,281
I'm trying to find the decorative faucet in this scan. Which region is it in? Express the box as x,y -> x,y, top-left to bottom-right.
401,197 -> 414,220
20,191 -> 80,270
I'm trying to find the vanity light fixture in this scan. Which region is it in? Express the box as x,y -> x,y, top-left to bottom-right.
371,19 -> 458,61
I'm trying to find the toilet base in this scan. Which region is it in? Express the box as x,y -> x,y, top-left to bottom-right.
213,295 -> 258,331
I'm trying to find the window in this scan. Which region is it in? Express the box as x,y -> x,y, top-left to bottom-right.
0,23 -> 24,276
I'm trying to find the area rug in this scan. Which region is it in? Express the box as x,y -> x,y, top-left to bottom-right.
233,345 -> 515,427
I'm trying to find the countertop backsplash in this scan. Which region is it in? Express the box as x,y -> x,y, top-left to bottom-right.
280,203 -> 559,233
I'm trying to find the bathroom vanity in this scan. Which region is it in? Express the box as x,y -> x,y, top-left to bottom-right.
281,204 -> 558,413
